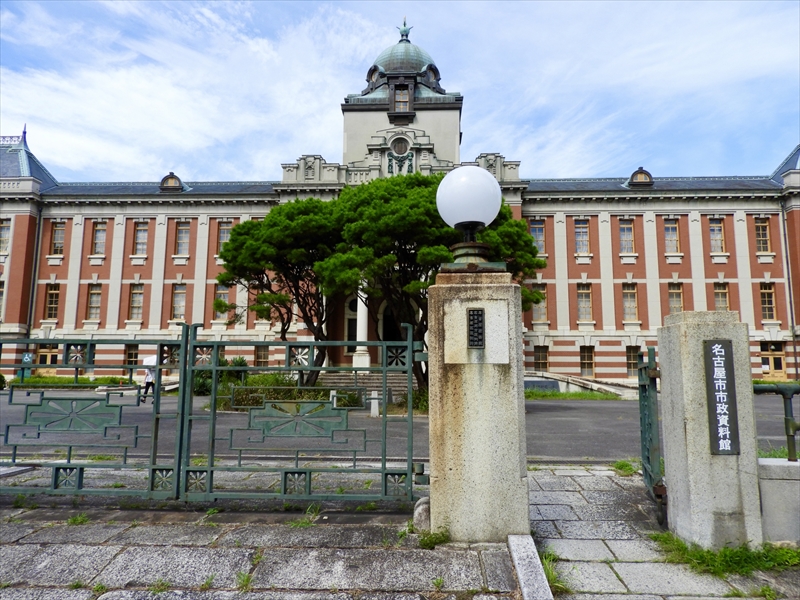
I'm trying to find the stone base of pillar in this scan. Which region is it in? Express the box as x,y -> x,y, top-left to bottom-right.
352,351 -> 371,368
428,271 -> 530,542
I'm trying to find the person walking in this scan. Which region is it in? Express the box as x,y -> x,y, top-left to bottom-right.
143,366 -> 155,399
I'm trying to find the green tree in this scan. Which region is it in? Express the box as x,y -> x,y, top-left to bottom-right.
215,198 -> 341,384
317,173 -> 545,389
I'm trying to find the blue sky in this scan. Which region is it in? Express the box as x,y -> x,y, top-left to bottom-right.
1,1 -> 798,183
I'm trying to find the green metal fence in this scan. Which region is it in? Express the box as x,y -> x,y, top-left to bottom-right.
638,347 -> 666,524
0,324 -> 418,503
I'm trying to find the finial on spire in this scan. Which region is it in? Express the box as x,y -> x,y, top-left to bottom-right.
22,123 -> 27,144
398,17 -> 412,42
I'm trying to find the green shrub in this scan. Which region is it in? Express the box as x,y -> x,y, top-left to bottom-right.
0,373 -> 5,389
524,389 -> 619,400
397,388 -> 429,413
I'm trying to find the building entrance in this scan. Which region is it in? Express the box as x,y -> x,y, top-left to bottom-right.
760,342 -> 786,380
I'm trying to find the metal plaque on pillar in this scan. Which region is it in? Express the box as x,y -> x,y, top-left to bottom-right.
703,339 -> 740,455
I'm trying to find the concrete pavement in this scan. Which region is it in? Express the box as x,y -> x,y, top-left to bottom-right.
2,464 -> 798,599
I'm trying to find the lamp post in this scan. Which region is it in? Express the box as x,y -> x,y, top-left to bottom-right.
426,166 -> 530,543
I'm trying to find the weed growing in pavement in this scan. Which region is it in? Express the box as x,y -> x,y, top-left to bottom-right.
199,574 -> 215,591
418,528 -> 450,550
86,454 -> 116,461
92,583 -> 108,594
363,479 -> 373,489
66,513 -> 90,526
650,532 -> 800,576
0,582 -> 10,589
539,549 -> 572,595
205,507 -> 220,516
68,581 -> 85,589
432,576 -> 444,591
148,578 -> 171,593
755,585 -> 779,600
612,460 -> 638,477
251,549 -> 264,566
288,503 -> 321,528
236,572 -> 253,592
757,445 -> 789,459
355,501 -> 377,512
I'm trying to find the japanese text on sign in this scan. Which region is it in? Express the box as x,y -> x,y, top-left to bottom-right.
704,339 -> 740,455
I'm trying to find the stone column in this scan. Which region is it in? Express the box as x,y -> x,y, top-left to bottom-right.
352,289 -> 370,368
428,271 -> 530,542
657,311 -> 763,549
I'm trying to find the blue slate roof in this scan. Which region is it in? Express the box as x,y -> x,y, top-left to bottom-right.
42,181 -> 276,197
0,132 -> 59,191
524,176 -> 783,193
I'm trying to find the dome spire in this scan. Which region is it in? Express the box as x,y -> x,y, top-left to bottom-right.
397,18 -> 412,43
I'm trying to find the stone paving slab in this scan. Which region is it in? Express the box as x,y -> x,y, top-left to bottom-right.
0,523 -> 37,543
555,561 -> 628,593
604,539 -> 663,562
528,491 -> 588,507
538,539 -> 614,561
480,550 -> 517,592
215,524 -> 406,549
0,544 -> 41,583
560,595 -> 662,600
0,590 -> 94,600
535,478 -> 582,491
5,544 -> 122,585
96,546 -> 253,589
612,563 -> 733,596
530,521 -> 560,539
571,504 -> 650,521
107,524 -> 225,546
555,520 -> 640,540
536,505 -> 579,520
573,476 -> 618,490
93,593 -> 463,600
580,490 -> 648,504
19,524 -> 128,544
251,548 -> 485,591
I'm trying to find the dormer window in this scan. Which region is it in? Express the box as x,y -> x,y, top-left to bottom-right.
160,172 -> 183,193
394,88 -> 409,112
629,167 -> 653,187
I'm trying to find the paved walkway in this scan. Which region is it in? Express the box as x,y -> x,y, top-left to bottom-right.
1,466 -> 797,599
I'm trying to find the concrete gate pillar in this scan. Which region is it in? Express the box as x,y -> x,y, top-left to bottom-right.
657,311 -> 763,549
428,270 -> 530,542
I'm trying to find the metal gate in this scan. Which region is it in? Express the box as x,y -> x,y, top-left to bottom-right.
0,324 -> 418,504
638,347 -> 666,524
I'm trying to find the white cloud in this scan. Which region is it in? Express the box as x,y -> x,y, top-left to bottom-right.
0,0 -> 797,181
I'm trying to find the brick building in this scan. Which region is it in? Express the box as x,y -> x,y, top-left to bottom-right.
1,26 -> 798,380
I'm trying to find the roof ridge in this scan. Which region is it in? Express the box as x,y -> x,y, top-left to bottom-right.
56,180 -> 280,186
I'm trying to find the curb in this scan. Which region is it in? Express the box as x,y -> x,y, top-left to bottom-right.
508,534 -> 553,600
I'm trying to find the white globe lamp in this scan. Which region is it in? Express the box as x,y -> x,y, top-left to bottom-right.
436,165 -> 502,242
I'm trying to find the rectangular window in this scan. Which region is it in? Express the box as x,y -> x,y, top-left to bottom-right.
530,220 -> 545,253
45,284 -> 60,320
394,88 -> 409,112
531,284 -> 547,322
755,218 -> 770,253
577,283 -> 592,322
575,220 -> 590,254
0,218 -> 10,253
622,283 -> 638,321
86,284 -> 102,320
760,283 -> 775,320
580,346 -> 594,377
709,218 -> 725,253
134,222 -> 148,255
626,346 -> 639,377
533,346 -> 549,372
255,346 -> 270,367
125,344 -> 139,365
619,220 -> 634,253
50,221 -> 65,255
129,284 -> 144,320
664,219 -> 680,253
175,221 -> 190,255
92,221 -> 106,255
668,283 -> 684,314
217,222 -> 232,254
171,284 -> 187,320
214,284 -> 229,320
713,283 -> 729,311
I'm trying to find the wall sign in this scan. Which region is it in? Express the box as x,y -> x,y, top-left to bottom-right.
704,339 -> 740,455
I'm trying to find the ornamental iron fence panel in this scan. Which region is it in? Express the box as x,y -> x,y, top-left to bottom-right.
1,324 -> 418,504
638,347 -> 666,524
